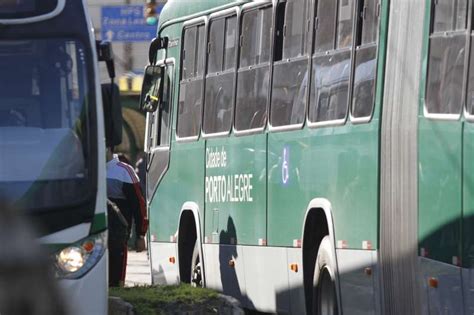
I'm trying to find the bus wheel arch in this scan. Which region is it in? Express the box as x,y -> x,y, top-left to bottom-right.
177,203 -> 205,286
301,199 -> 339,314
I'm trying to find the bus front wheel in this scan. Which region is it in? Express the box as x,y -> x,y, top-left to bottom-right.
312,236 -> 338,315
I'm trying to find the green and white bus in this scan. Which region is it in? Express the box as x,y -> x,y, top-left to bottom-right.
0,1 -> 118,314
140,0 -> 474,313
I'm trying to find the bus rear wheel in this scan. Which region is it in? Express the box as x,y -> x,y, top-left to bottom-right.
190,240 -> 202,287
312,236 -> 338,315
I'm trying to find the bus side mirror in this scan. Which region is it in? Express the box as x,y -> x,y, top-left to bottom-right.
101,83 -> 122,147
139,65 -> 164,112
96,40 -> 115,80
148,36 -> 168,64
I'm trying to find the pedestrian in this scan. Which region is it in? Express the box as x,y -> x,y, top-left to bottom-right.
134,153 -> 147,196
106,148 -> 148,287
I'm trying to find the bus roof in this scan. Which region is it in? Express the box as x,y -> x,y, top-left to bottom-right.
158,0 -> 250,28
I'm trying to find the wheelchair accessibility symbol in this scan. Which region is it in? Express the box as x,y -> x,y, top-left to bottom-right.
282,147 -> 289,185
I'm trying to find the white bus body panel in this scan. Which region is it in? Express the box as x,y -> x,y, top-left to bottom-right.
419,257 -> 464,315
59,250 -> 108,315
462,268 -> 474,314
203,244 -> 247,305
336,249 -> 378,315
287,247 -> 305,315
39,223 -> 91,244
242,246 -> 290,313
203,244 -> 306,314
150,242 -> 180,285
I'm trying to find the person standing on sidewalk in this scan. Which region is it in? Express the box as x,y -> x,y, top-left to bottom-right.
106,149 -> 148,287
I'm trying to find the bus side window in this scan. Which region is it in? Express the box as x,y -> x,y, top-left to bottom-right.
426,0 -> 467,115
177,24 -> 206,138
309,0 -> 353,123
270,0 -> 311,128
203,15 -> 237,134
235,6 -> 272,131
351,0 -> 379,119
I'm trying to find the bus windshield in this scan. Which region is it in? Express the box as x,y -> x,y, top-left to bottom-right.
0,38 -> 93,210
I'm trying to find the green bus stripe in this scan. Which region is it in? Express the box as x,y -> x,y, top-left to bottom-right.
90,213 -> 107,234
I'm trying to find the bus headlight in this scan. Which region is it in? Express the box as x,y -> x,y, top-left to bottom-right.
55,231 -> 107,279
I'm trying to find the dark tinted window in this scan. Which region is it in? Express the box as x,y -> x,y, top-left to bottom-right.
208,18 -> 225,74
0,39 -> 92,209
314,0 -> 337,53
432,0 -> 467,32
309,51 -> 351,122
235,67 -> 270,130
177,80 -> 203,138
0,0 -> 57,19
239,7 -> 272,68
235,7 -> 272,131
352,46 -> 377,118
360,0 -> 378,45
337,0 -> 354,49
203,73 -> 234,133
182,27 -> 196,79
271,59 -> 308,126
178,24 -> 205,138
310,0 -> 355,123
467,39 -> 474,115
196,25 -> 207,77
203,15 -> 237,134
351,0 -> 379,119
224,16 -> 237,71
426,34 -> 466,114
271,0 -> 310,127
282,0 -> 310,59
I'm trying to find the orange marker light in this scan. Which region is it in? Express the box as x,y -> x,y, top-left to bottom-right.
169,257 -> 176,264
290,263 -> 299,273
428,277 -> 438,288
82,241 -> 94,252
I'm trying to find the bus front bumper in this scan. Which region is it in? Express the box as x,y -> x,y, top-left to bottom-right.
58,249 -> 108,315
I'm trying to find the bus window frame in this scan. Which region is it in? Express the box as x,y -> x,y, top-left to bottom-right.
424,29 -> 466,121
423,0 -> 467,121
464,6 -> 474,123
268,0 -> 311,132
202,7 -> 240,139
176,16 -> 208,143
349,0 -> 381,125
233,2 -> 274,137
148,58 -> 176,154
307,0 -> 354,129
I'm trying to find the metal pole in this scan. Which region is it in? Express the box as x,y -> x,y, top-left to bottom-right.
124,0 -> 133,72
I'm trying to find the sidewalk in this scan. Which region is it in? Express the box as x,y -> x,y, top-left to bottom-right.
125,250 -> 152,287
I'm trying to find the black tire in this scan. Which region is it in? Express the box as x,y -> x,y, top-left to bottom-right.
312,236 -> 338,315
190,240 -> 203,287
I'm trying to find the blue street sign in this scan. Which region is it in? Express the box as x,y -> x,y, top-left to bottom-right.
101,5 -> 161,42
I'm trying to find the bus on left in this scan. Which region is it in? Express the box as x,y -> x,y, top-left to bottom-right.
0,1 -> 119,314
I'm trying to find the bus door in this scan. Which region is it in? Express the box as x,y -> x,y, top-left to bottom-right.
141,60 -> 174,200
